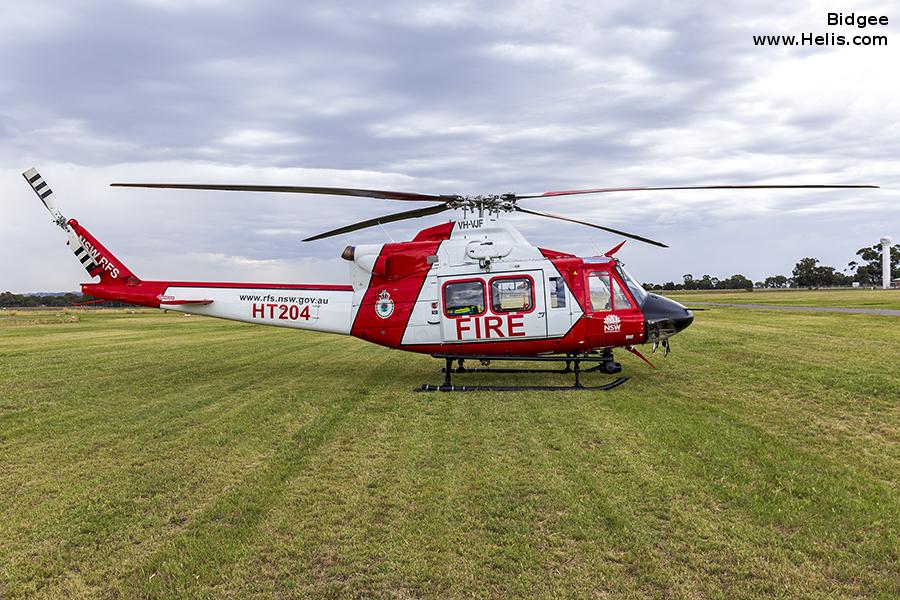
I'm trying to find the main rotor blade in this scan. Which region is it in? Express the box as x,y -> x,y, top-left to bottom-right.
514,206 -> 669,248
110,182 -> 451,203
517,183 -> 879,199
303,203 -> 450,242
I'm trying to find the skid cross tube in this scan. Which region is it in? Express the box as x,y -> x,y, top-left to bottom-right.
418,354 -> 629,392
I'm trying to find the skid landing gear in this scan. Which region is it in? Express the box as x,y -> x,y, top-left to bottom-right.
418,354 -> 629,392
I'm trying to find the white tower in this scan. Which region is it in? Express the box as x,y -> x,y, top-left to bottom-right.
881,236 -> 892,289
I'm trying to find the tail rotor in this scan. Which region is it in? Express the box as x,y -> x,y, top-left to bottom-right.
23,168 -> 137,283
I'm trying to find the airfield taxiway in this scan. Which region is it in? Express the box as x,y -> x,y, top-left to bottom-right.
685,302 -> 900,316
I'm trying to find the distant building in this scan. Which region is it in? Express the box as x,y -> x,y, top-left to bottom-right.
892,278 -> 900,289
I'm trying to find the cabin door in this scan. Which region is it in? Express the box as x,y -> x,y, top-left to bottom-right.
439,271 -> 547,343
584,268 -> 644,348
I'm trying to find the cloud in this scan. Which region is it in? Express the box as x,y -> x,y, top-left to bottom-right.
1,0 -> 898,291
218,129 -> 304,147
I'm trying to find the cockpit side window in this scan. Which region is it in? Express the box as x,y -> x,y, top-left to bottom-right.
588,272 -> 612,311
612,277 -> 634,310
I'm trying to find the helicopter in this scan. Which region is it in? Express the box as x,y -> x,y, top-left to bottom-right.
23,168 -> 877,391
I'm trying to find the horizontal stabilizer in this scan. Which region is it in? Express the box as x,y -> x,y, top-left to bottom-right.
159,298 -> 214,305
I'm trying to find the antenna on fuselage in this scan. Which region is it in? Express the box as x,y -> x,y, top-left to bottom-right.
376,221 -> 396,243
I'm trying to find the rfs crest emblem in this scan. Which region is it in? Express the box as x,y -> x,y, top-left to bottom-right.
603,313 -> 621,333
375,289 -> 394,319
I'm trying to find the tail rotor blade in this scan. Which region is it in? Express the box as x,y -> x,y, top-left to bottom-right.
514,206 -> 669,248
23,168 -> 62,218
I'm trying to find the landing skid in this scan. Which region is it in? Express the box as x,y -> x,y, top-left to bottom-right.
418,354 -> 629,392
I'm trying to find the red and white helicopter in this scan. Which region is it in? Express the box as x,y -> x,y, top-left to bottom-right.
24,168 -> 876,390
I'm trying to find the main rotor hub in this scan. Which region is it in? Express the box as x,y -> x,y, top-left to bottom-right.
450,193 -> 518,214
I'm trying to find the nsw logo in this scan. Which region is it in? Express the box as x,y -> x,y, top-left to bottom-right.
375,289 -> 395,319
603,313 -> 621,333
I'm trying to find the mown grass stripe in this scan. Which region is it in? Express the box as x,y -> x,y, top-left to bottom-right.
0,306 -> 896,598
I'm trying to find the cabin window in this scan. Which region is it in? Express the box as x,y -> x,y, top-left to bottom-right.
612,278 -> 633,310
490,277 -> 534,313
443,280 -> 486,316
549,277 -> 567,308
588,272 -> 612,311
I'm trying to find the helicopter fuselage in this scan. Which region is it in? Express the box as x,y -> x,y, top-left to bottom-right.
25,166 -> 878,375
75,213 -> 693,356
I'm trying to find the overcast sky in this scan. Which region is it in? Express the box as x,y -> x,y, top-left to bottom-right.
1,0 -> 897,292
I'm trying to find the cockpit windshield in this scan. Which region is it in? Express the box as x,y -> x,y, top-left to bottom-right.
616,263 -> 648,306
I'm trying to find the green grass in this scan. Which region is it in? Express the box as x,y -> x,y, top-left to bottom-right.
0,308 -> 897,598
663,288 -> 900,309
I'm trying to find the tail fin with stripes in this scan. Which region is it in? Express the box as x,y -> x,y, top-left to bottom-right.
23,168 -> 139,285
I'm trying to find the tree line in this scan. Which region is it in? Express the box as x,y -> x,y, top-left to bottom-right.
644,240 -> 899,291
2,241 -> 898,305
0,292 -> 127,308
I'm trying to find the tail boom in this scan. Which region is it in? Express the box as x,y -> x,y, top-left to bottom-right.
82,280 -> 354,334
25,167 -> 356,335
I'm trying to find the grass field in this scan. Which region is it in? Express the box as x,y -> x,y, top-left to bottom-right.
1,304 -> 898,598
663,288 -> 900,310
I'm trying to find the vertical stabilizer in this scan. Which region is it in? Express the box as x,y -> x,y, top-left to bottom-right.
23,168 -> 139,284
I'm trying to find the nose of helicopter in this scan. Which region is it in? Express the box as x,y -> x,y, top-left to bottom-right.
642,294 -> 694,339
